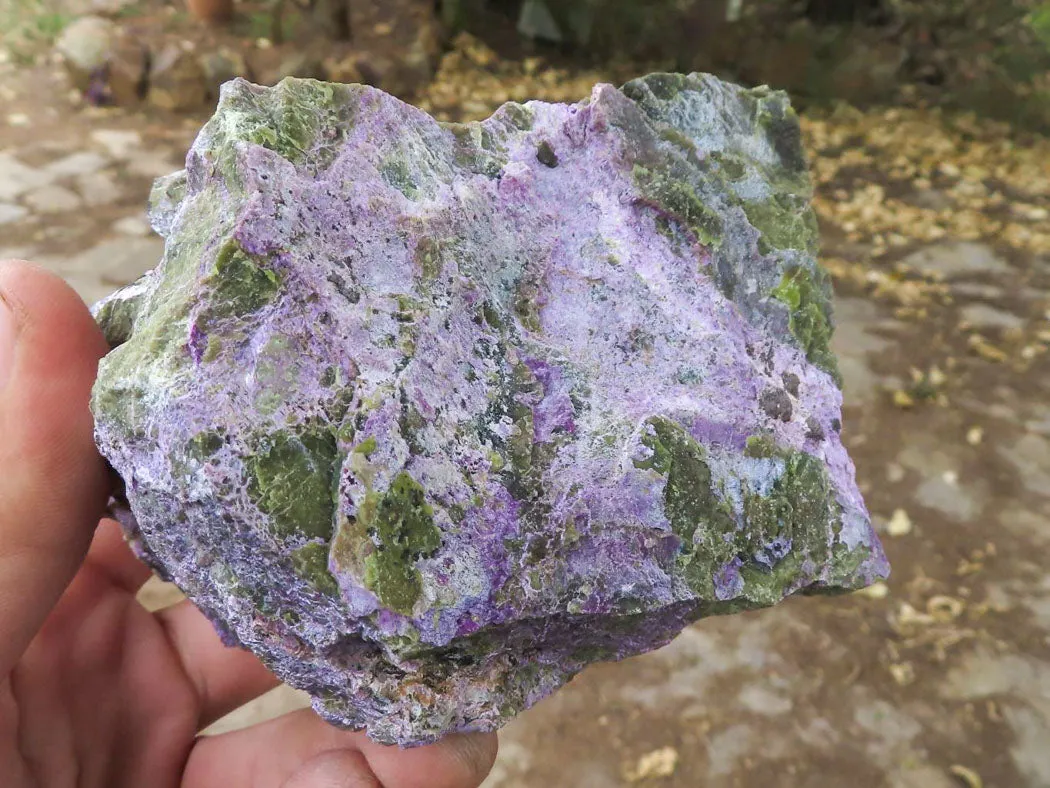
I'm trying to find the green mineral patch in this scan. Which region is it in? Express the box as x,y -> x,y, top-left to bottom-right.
399,389 -> 428,456
481,300 -> 503,330
513,275 -> 543,333
246,428 -> 339,540
819,541 -> 874,591
742,451 -> 831,550
771,266 -> 841,384
201,335 -> 223,362
381,159 -> 420,200
443,121 -> 507,178
332,471 -> 441,615
186,430 -> 224,461
744,433 -> 778,459
94,291 -> 144,349
753,92 -> 808,176
623,72 -> 691,103
636,417 -> 840,602
209,78 -> 359,173
291,541 -> 339,595
355,436 -> 378,457
710,151 -> 747,182
201,242 -> 282,323
659,127 -> 698,156
742,193 -> 819,256
633,164 -> 723,249
508,362 -> 540,461
147,170 -> 187,229
414,236 -> 444,281
92,187 -> 227,436
498,102 -> 534,131
634,417 -> 736,594
635,417 -> 734,545
481,360 -> 550,504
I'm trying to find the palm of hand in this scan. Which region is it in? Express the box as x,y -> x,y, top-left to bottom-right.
4,529 -> 203,787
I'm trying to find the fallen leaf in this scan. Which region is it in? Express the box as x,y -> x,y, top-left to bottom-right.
887,509 -> 913,537
625,746 -> 679,782
855,582 -> 889,600
986,700 -> 1003,722
968,335 -> 1009,363
949,764 -> 983,788
889,662 -> 915,686
927,595 -> 965,622
896,602 -> 935,628
893,390 -> 916,409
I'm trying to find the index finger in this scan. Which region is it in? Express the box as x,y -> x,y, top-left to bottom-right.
0,261 -> 111,673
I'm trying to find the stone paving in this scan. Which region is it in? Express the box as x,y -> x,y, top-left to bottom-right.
1,80 -> 1048,788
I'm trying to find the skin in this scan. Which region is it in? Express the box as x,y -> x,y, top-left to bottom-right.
0,260 -> 497,788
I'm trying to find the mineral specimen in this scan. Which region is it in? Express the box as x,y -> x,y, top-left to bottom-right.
91,74 -> 889,746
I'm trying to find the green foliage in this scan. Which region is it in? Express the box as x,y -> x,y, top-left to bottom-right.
1029,4 -> 1050,49
0,0 -> 71,64
244,10 -> 274,41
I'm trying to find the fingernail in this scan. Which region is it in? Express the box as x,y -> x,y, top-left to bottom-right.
0,291 -> 15,390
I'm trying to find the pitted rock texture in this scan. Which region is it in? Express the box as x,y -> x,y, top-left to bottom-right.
91,74 -> 889,746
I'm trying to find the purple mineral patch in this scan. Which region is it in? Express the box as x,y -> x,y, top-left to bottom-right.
91,74 -> 888,746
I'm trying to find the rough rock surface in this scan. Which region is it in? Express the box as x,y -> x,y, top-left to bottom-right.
91,74 -> 889,745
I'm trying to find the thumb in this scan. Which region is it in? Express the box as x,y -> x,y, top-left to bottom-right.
0,260 -> 111,673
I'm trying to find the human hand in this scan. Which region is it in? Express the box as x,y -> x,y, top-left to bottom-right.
0,260 -> 497,787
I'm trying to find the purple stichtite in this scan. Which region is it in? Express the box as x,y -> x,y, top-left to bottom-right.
91,74 -> 889,746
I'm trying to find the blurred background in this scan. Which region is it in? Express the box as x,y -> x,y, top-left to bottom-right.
1,0 -> 1048,785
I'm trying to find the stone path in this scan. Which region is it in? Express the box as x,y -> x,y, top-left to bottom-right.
1,57 -> 1048,788
0,122 -> 181,302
